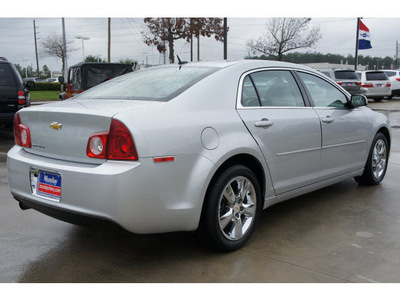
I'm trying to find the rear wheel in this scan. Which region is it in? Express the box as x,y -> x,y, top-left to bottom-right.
355,132 -> 389,185
199,165 -> 262,251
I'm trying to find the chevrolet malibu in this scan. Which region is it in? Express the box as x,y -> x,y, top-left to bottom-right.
7,60 -> 391,251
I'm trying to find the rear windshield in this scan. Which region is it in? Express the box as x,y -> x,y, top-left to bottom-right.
384,71 -> 396,77
366,72 -> 388,81
334,70 -> 359,80
74,66 -> 218,101
0,64 -> 15,86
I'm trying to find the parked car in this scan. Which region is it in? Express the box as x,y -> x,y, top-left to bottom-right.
59,62 -> 133,100
0,57 -> 33,126
46,78 -> 59,83
319,69 -> 361,95
382,69 -> 400,99
355,70 -> 391,102
7,60 -> 391,251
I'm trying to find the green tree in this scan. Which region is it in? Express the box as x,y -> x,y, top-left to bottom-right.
85,55 -> 106,63
42,65 -> 51,78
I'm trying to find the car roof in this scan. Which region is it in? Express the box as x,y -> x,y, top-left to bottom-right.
147,59 -> 317,73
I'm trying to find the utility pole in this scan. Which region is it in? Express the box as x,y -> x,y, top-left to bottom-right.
61,18 -> 68,92
197,35 -> 200,61
33,19 -> 40,76
396,41 -> 399,69
190,34 -> 193,62
354,17 -> 360,71
223,17 -> 227,60
108,18 -> 111,62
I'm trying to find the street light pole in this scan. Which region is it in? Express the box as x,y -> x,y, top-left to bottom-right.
76,36 -> 90,62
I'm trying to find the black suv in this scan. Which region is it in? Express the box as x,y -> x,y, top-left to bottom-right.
0,57 -> 32,126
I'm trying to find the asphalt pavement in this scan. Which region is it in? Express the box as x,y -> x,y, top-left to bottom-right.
1,99 -> 400,283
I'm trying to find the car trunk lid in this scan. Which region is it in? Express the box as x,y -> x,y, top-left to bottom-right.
18,99 -> 159,164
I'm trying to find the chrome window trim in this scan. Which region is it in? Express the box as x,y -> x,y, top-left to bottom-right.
236,67 -> 310,110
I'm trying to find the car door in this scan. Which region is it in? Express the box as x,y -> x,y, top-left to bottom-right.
296,71 -> 369,180
237,69 -> 322,195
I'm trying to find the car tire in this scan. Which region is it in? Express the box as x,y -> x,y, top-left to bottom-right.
373,98 -> 383,102
199,165 -> 262,251
355,132 -> 389,185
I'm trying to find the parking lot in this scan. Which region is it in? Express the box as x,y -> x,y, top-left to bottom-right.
1,99 -> 400,283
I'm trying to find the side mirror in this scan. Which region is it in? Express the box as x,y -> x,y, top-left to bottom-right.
25,80 -> 35,88
58,76 -> 65,84
350,94 -> 368,108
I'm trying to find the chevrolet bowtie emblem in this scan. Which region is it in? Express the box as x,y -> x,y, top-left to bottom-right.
50,122 -> 63,130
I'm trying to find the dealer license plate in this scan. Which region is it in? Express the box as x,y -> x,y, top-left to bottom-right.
30,169 -> 61,202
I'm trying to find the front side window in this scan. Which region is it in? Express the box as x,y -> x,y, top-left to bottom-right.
298,72 -> 348,108
241,70 -> 305,107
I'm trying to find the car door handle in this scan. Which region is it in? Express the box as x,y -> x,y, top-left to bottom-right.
255,118 -> 274,127
322,116 -> 334,124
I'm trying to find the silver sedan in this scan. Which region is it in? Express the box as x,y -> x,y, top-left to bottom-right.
7,60 -> 391,251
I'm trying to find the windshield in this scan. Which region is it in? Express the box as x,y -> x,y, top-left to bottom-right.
74,66 -> 218,101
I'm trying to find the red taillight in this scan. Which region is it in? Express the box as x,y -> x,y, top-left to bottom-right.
362,83 -> 373,88
395,78 -> 400,82
386,83 -> 391,87
17,90 -> 26,105
356,82 -> 361,86
107,119 -> 138,160
337,81 -> 343,85
13,113 -> 31,148
86,119 -> 138,161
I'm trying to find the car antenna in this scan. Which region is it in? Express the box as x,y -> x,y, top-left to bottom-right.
177,55 -> 188,65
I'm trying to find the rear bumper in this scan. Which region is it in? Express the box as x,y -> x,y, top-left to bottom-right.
14,193 -> 123,230
361,88 -> 392,98
7,146 -> 215,234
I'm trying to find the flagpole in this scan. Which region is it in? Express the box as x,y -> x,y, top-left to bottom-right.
355,17 -> 360,70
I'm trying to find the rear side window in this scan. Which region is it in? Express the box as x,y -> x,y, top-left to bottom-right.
71,68 -> 82,90
75,66 -> 218,101
334,71 -> 359,80
241,70 -> 305,107
0,64 -> 16,86
366,72 -> 388,81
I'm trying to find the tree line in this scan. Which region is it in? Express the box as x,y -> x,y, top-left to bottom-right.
247,52 -> 397,69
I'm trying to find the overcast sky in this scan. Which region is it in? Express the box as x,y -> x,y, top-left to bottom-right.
2,1 -> 400,73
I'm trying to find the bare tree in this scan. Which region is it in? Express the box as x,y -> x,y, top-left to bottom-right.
41,33 -> 77,76
247,18 -> 322,61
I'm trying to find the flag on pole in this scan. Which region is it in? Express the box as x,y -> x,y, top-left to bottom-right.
358,20 -> 372,49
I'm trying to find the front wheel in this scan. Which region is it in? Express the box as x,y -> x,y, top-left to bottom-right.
199,165 -> 262,251
355,132 -> 389,185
